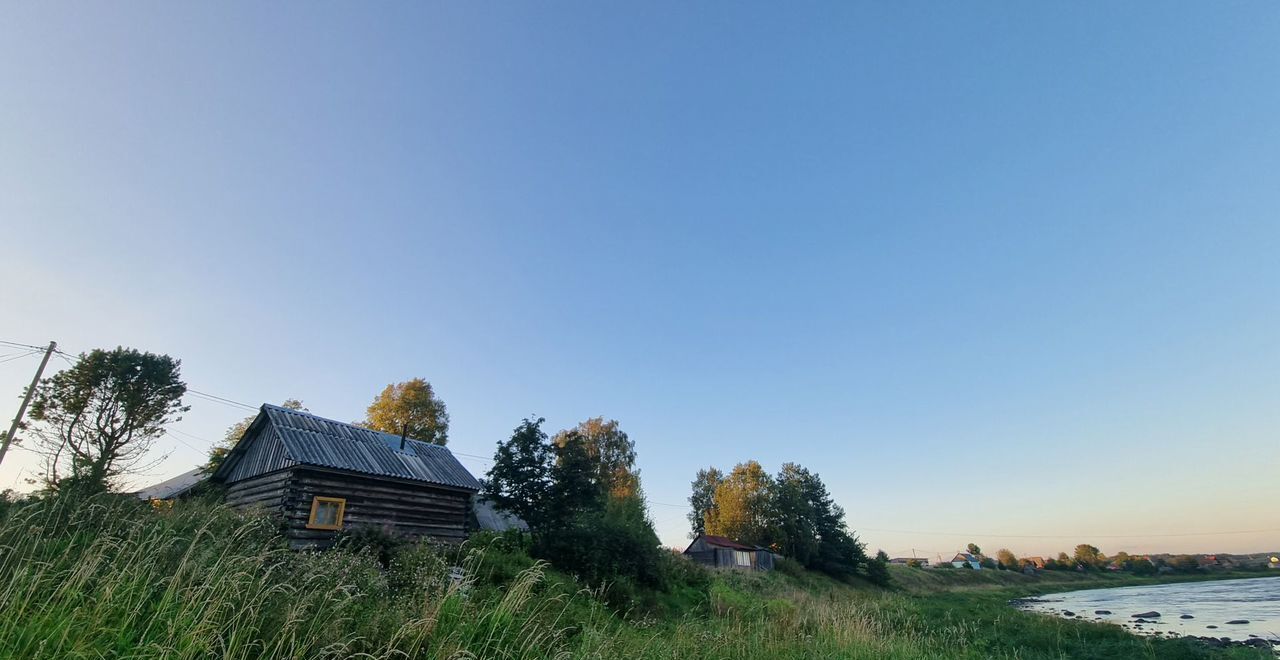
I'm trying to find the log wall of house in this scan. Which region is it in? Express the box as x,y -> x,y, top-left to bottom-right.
281,467 -> 472,549
683,546 -> 774,571
224,469 -> 291,515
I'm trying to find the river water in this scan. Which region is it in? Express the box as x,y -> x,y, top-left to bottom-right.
1018,576 -> 1280,646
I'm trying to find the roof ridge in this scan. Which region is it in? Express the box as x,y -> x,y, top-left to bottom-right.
248,404 -> 480,491
262,404 -> 453,449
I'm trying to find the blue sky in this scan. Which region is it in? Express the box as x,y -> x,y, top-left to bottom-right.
1,2 -> 1277,559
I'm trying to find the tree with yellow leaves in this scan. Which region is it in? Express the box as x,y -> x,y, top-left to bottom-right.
365,378 -> 449,445
703,460 -> 775,546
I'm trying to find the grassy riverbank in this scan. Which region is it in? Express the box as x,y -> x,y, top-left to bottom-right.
0,493 -> 1271,659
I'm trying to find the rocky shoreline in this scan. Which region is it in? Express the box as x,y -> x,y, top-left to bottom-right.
1010,598 -> 1280,653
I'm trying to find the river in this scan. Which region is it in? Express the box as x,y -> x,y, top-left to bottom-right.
1017,576 -> 1280,649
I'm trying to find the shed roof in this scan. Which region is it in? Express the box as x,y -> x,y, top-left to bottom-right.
215,404 -> 482,492
133,467 -> 206,500
472,496 -> 529,532
688,534 -> 759,552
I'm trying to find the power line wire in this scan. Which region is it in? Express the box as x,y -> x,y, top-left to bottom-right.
186,389 -> 258,411
449,450 -> 493,463
0,339 -> 47,352
0,350 -> 42,365
163,429 -> 205,453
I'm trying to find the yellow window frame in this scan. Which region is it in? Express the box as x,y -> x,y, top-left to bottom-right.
306,496 -> 347,530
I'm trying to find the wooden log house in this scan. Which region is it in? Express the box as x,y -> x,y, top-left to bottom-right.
211,404 -> 481,549
683,534 -> 776,571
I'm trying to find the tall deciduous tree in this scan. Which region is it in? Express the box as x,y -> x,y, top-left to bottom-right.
28,347 -> 189,493
483,417 -> 553,529
704,460 -> 775,546
687,467 -> 723,537
996,548 -> 1019,570
547,429 -> 607,520
205,399 -> 304,474
966,543 -> 982,556
552,417 -> 638,500
365,378 -> 449,445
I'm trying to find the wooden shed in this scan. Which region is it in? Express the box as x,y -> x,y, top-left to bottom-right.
211,404 -> 481,549
683,534 -> 775,571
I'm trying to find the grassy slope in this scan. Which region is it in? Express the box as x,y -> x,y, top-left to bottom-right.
0,494 -> 1272,659
622,565 -> 1274,660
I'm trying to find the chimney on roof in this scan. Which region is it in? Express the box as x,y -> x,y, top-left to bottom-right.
400,423 -> 408,451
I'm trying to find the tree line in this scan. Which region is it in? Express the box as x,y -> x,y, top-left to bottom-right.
688,460 -> 890,585
481,417 -> 693,605
953,543 -> 1197,576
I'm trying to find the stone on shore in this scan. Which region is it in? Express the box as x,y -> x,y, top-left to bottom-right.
1131,611 -> 1161,618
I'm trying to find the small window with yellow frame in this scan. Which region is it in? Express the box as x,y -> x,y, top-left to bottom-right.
307,496 -> 346,530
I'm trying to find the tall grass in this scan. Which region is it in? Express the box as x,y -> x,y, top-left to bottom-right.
0,494 -> 597,659
0,495 -> 1268,659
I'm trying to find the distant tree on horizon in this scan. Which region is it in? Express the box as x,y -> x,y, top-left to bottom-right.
967,542 -> 982,556
996,548 -> 1018,570
1073,544 -> 1105,569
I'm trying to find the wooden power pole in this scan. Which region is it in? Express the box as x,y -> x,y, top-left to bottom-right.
0,341 -> 57,467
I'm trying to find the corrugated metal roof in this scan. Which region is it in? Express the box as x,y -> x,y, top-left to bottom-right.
696,534 -> 759,551
259,404 -> 481,492
133,468 -> 207,500
471,496 -> 529,532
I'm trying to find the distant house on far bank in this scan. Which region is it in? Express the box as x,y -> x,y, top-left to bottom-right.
889,557 -> 930,568
683,534 -> 775,571
951,552 -> 982,569
1197,554 -> 1221,569
1021,556 -> 1046,570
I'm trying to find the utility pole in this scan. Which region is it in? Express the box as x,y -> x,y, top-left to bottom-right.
0,341 -> 57,467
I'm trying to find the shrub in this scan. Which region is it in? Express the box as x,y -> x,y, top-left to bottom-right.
335,523 -> 409,567
774,556 -> 808,578
863,550 -> 892,586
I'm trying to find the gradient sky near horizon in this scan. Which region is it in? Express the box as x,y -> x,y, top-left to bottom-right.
2,2 -> 1277,560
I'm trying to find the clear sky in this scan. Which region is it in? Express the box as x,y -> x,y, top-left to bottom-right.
2,2 -> 1277,560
